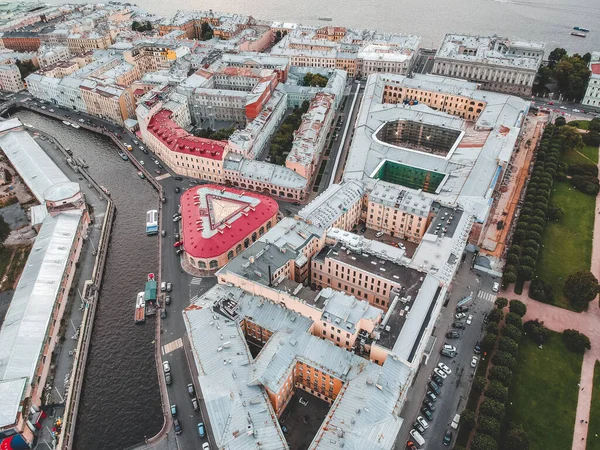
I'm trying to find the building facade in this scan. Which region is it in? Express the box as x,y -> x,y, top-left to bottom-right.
583,60 -> 600,109
0,64 -> 23,91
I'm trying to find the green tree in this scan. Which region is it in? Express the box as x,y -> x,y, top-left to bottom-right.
502,271 -> 517,287
504,427 -> 530,450
494,297 -> 508,309
562,329 -> 591,354
482,333 -> 497,352
16,59 -> 36,80
583,130 -> 600,147
274,30 -> 282,44
554,55 -> 591,102
548,48 -> 567,69
555,116 -> 566,127
489,366 -> 513,386
487,309 -> 504,323
485,380 -> 509,403
518,265 -> 534,281
502,324 -> 522,342
0,215 -> 10,249
547,204 -> 564,222
480,398 -> 506,420
461,409 -> 476,430
477,415 -> 501,439
589,118 -> 600,133
509,300 -> 527,317
200,22 -> 213,40
486,322 -> 499,335
132,20 -> 140,30
558,125 -> 584,151
474,375 -> 488,393
471,433 -> 498,450
563,270 -> 599,310
523,319 -> 551,345
492,351 -> 517,370
505,312 -> 522,329
498,336 -> 519,356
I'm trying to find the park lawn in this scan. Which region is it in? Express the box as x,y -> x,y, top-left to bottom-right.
535,180 -> 595,310
506,333 -> 582,450
562,146 -> 599,166
588,362 -> 600,450
569,120 -> 590,130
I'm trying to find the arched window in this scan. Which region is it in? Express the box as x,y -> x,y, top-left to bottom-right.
259,226 -> 265,236
251,232 -> 257,242
209,260 -> 218,269
244,238 -> 250,248
199,261 -> 207,269
266,222 -> 272,230
227,250 -> 234,260
236,244 -> 242,254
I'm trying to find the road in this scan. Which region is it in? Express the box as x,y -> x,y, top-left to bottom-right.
394,253 -> 496,450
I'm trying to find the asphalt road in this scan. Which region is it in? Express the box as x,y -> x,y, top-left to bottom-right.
394,253 -> 496,450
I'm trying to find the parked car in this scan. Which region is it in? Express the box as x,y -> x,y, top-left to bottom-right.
173,216 -> 181,222
441,348 -> 457,358
420,407 -> 434,421
471,355 -> 479,368
455,312 -> 467,320
492,282 -> 499,292
438,363 -> 452,374
174,176 -> 183,181
456,305 -> 469,312
413,422 -> 425,434
191,397 -> 199,411
167,282 -> 172,292
433,368 -> 447,379
375,231 -> 384,238
160,308 -> 167,319
188,383 -> 195,397
174,241 -> 183,248
155,169 -> 161,175
443,344 -> 457,352
466,314 -> 473,325
416,416 -> 429,430
174,419 -> 182,435
426,391 -> 437,402
198,422 -> 205,438
163,361 -> 170,373
161,281 -> 166,292
452,322 -> 466,329
432,374 -> 444,386
202,443 -> 210,450
165,295 -> 171,305
451,413 -> 461,430
165,372 -> 172,385
443,430 -> 453,446
474,342 -> 481,354
175,187 -> 180,193
446,331 -> 460,339
428,381 -> 441,395
170,404 -> 177,417
406,441 -> 417,450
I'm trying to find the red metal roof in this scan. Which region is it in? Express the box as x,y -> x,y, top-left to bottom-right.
592,63 -> 600,75
180,184 -> 278,259
147,109 -> 227,160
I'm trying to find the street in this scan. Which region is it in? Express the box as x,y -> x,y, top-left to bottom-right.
394,253 -> 496,450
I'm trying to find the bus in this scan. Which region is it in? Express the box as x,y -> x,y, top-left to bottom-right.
146,210 -> 158,235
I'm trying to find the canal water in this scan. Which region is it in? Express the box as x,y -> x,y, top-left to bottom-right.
15,111 -> 163,449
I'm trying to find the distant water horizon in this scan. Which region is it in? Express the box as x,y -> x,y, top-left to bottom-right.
46,0 -> 600,53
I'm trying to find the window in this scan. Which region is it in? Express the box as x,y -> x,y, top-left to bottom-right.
209,260 -> 218,269
199,261 -> 206,269
227,250 -> 234,260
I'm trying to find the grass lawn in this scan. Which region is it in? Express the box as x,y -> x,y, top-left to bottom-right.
535,181 -> 595,310
569,120 -> 590,130
562,146 -> 599,166
587,362 -> 600,450
506,333 -> 582,450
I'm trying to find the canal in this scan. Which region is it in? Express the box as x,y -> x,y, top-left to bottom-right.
15,110 -> 163,449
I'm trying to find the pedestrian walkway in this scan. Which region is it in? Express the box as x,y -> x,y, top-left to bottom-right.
191,277 -> 203,285
477,291 -> 497,303
161,338 -> 183,355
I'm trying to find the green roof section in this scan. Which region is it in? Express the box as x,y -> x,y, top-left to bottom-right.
372,161 -> 445,194
144,280 -> 157,302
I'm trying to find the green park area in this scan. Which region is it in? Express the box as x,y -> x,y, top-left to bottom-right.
587,362 -> 600,450
506,332 -> 582,450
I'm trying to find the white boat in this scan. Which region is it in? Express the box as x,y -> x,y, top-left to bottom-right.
146,210 -> 158,235
135,291 -> 146,323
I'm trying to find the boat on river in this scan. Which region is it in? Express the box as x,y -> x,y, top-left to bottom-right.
571,32 -> 586,38
135,291 -> 145,323
573,26 -> 590,32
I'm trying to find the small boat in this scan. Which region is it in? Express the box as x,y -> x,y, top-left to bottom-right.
119,152 -> 129,161
76,157 -> 89,168
71,123 -> 80,129
571,32 -> 586,38
135,291 -> 146,323
137,171 -> 145,179
573,26 -> 590,33
318,17 -> 332,21
62,120 -> 71,126
100,185 -> 110,196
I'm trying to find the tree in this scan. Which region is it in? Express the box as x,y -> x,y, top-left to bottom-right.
474,375 -> 488,393
548,48 -> 567,69
487,309 -> 504,323
200,22 -> 213,40
558,125 -> 584,151
303,72 -> 329,87
554,116 -> 566,127
547,204 -> 564,222
494,297 -> 508,309
504,427 -> 530,450
554,55 -> 591,102
274,30 -> 283,44
489,366 -> 513,386
524,319 -> 551,345
583,130 -> 600,147
485,380 -> 509,403
505,312 -> 522,329
16,59 -> 36,80
478,415 -> 501,439
498,336 -> 519,356
461,409 -> 476,430
518,265 -> 534,281
492,351 -> 517,370
486,322 -> 499,335
0,215 -> 9,246
502,271 -> 517,287
482,333 -> 498,352
563,270 -> 599,310
502,324 -> 522,342
589,118 -> 600,133
562,329 -> 591,354
132,20 -> 140,30
509,300 -> 527,317
480,398 -> 506,420
471,433 -> 498,450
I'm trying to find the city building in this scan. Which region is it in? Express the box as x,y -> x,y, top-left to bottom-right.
220,52 -> 290,81
66,30 -> 112,52
284,67 -> 347,108
582,52 -> 600,109
0,119 -> 89,449
80,79 -> 135,125
179,184 -> 278,270
37,44 -> 70,68
0,64 -> 23,92
286,92 -> 335,180
431,34 -> 545,95
1,31 -> 41,51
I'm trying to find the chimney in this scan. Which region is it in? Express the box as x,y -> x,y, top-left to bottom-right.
268,265 -> 272,287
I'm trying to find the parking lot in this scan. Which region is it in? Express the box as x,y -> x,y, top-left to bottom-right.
279,391 -> 331,450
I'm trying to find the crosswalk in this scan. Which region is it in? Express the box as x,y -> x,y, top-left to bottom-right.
191,277 -> 203,285
162,337 -> 183,355
478,291 -> 497,303
189,294 -> 200,304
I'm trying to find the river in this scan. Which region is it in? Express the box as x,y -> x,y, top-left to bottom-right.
14,110 -> 163,450
44,0 -> 600,53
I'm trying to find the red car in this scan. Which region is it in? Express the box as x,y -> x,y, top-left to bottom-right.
548,101 -> 554,105
174,241 -> 183,248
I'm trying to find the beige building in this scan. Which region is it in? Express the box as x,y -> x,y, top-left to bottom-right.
67,30 -> 112,52
38,60 -> 79,78
80,80 -> 135,126
0,64 -> 23,91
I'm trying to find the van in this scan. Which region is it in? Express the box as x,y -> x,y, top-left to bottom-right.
428,381 -> 441,395
409,429 -> 425,447
451,413 -> 460,430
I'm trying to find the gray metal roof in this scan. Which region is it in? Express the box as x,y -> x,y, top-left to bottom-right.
0,123 -> 71,203
0,211 -> 82,427
0,378 -> 27,429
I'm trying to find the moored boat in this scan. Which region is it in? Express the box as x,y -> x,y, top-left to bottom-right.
100,185 -> 110,196
571,32 -> 586,38
135,291 -> 145,323
573,26 -> 590,32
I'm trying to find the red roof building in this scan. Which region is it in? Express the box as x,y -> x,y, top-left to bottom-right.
180,184 -> 278,270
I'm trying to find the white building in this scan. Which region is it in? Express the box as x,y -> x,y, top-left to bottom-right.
0,64 -> 23,91
37,45 -> 70,68
583,54 -> 600,109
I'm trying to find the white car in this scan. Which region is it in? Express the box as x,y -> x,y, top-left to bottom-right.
471,356 -> 479,368
492,282 -> 499,292
466,315 -> 473,325
433,368 -> 447,379
416,416 -> 429,430
455,312 -> 467,320
163,360 -> 171,373
560,106 -> 567,110
443,344 -> 457,352
437,362 -> 452,375
202,443 -> 210,450
139,160 -> 145,166
573,108 -> 581,113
